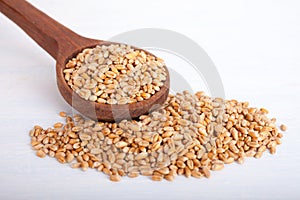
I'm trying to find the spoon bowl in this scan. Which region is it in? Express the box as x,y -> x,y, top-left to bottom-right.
0,0 -> 170,122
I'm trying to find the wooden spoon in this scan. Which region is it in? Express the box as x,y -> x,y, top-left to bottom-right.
0,0 -> 170,122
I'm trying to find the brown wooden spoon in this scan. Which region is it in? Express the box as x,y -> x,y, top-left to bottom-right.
0,0 -> 170,122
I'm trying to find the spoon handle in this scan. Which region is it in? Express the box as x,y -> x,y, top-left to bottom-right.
0,0 -> 87,60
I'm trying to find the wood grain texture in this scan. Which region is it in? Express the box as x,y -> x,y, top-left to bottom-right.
0,0 -> 170,122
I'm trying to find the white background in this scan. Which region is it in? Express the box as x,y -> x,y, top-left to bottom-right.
1,0 -> 300,199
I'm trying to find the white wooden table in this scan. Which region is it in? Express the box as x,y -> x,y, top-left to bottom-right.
0,0 -> 299,199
